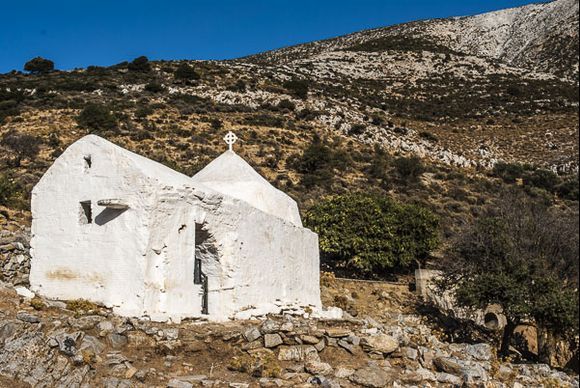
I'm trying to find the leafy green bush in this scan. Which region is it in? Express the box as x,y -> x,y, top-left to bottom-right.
77,104 -> 117,132
174,63 -> 200,80
24,57 -> 54,74
304,193 -> 439,275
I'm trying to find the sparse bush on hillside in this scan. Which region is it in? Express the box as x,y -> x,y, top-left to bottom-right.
244,114 -> 285,128
77,104 -> 118,133
174,63 -> 200,81
0,173 -> 20,207
144,82 -> 165,93
393,155 -> 424,181
0,89 -> 25,123
305,193 -> 439,276
1,130 -> 42,167
348,123 -> 366,135
556,177 -> 579,201
277,99 -> 295,111
523,168 -> 560,193
367,144 -> 391,187
24,57 -> 54,74
419,131 -> 438,142
127,56 -> 151,72
227,79 -> 246,92
283,79 -> 309,100
287,135 -> 351,189
492,162 -> 528,184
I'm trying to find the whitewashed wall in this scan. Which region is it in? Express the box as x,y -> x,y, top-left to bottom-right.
30,137 -> 154,317
30,135 -> 321,322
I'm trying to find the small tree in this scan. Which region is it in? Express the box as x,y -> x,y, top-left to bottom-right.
304,193 -> 439,276
24,57 -> 54,74
174,63 -> 200,80
442,190 -> 579,360
1,130 -> 42,167
77,104 -> 117,133
127,56 -> 151,72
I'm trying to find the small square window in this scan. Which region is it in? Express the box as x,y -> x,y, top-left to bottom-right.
79,201 -> 92,224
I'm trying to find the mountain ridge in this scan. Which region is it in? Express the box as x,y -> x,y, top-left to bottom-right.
243,0 -> 579,80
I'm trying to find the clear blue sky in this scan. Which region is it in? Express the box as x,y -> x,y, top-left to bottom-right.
1,0 -> 543,73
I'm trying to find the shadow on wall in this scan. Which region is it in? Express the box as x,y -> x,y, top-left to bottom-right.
95,208 -> 128,225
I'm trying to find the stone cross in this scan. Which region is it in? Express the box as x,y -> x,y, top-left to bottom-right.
223,131 -> 238,151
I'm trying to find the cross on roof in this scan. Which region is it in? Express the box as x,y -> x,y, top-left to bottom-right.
223,131 -> 238,151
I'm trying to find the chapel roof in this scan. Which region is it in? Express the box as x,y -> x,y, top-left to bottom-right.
191,150 -> 302,226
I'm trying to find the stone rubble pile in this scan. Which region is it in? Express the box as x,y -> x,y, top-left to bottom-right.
0,281 -> 578,387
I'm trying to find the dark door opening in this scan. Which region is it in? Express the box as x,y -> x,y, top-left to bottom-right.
195,223 -> 210,315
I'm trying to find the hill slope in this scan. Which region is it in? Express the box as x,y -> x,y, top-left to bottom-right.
0,0 -> 578,232
246,0 -> 579,80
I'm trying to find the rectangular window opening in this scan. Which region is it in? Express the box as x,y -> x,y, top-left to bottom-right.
79,200 -> 92,224
84,155 -> 92,170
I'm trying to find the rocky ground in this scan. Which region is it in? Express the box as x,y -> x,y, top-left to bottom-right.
1,228 -> 578,387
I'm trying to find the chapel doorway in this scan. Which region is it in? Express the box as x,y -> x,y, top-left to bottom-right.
194,223 -> 214,315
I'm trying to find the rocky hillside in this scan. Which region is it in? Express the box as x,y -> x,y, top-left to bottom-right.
247,0 -> 579,80
0,0 -> 578,250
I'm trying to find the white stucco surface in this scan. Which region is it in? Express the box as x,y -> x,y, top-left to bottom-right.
30,135 -> 320,322
191,150 -> 303,226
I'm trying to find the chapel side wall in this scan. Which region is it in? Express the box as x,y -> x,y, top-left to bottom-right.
29,140 -> 153,316
201,196 -> 321,318
143,189 -> 201,321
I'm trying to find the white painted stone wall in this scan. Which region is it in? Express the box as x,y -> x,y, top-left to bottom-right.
30,135 -> 321,322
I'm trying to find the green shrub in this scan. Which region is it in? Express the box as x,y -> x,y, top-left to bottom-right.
77,104 -> 117,132
304,193 -> 439,275
491,162 -> 528,183
523,169 -> 561,192
174,63 -> 200,80
24,57 -> 54,74
393,155 -> 424,181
